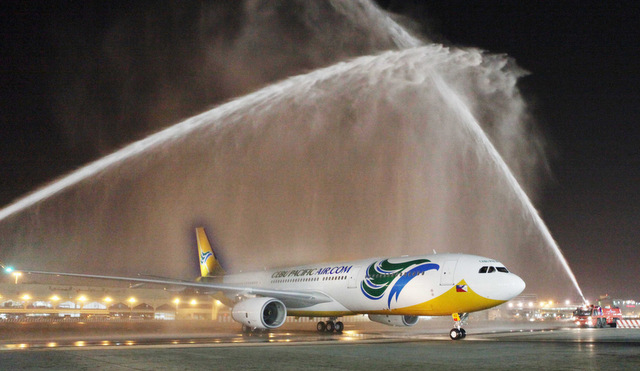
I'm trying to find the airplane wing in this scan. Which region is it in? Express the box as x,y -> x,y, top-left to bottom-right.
20,270 -> 333,308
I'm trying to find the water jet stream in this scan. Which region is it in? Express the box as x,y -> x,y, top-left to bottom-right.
430,71 -> 586,304
0,55 -> 367,224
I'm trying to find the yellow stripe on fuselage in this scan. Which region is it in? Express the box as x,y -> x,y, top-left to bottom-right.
286,280 -> 505,318
368,280 -> 505,316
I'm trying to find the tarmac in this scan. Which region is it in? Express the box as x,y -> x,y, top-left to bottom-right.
1,319 -> 639,370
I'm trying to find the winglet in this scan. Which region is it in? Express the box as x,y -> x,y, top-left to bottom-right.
196,227 -> 225,277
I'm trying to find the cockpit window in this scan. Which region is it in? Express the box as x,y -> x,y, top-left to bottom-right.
479,266 -> 509,273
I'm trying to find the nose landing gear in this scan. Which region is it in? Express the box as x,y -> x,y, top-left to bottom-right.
449,327 -> 466,340
449,312 -> 468,340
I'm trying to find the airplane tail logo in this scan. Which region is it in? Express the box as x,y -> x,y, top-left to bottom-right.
196,227 -> 225,277
200,251 -> 213,266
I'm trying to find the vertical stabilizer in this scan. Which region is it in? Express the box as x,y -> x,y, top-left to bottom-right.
196,227 -> 225,277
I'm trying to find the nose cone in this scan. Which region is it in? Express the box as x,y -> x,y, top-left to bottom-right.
506,273 -> 526,299
474,273 -> 526,301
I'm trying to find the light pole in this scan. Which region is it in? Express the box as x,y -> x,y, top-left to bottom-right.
50,295 -> 60,311
21,294 -> 31,310
212,299 -> 221,321
102,297 -> 112,319
173,298 -> 180,320
77,295 -> 88,318
128,297 -> 136,319
189,299 -> 198,320
13,271 -> 22,285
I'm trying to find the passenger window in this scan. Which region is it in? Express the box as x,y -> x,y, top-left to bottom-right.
479,266 -> 488,273
497,267 -> 509,273
488,266 -> 496,273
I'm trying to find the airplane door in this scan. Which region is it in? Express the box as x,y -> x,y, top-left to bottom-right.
347,267 -> 360,289
440,260 -> 457,286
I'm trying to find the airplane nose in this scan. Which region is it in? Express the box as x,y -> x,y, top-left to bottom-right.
493,273 -> 525,301
474,272 -> 526,301
509,273 -> 526,298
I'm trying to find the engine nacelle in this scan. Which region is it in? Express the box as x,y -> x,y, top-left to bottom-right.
368,314 -> 419,327
231,297 -> 287,330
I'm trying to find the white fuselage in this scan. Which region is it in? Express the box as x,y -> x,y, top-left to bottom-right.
221,253 -> 525,317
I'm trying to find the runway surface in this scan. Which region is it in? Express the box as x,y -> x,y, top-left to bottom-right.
1,320 -> 639,370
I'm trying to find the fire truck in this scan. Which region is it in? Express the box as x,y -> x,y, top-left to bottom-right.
573,305 -> 622,328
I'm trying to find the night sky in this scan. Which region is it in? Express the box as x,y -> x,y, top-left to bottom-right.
1,1 -> 639,300
401,1 -> 639,300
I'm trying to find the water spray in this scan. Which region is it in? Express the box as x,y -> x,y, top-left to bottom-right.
429,71 -> 587,304
0,0 -> 586,301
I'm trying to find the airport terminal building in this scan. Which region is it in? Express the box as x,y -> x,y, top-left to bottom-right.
0,281 -> 225,321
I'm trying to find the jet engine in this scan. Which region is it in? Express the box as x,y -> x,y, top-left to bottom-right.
368,314 -> 419,327
231,297 -> 287,330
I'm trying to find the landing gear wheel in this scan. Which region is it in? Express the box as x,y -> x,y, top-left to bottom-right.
316,321 -> 326,332
242,325 -> 251,334
449,312 -> 467,340
335,321 -> 344,333
449,328 -> 461,340
325,321 -> 335,333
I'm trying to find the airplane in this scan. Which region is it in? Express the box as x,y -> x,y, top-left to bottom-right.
2,227 -> 525,340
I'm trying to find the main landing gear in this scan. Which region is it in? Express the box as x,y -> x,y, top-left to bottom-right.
241,325 -> 268,336
449,312 -> 468,340
317,318 -> 344,333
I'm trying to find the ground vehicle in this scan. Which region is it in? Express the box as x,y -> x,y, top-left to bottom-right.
573,305 -> 622,328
